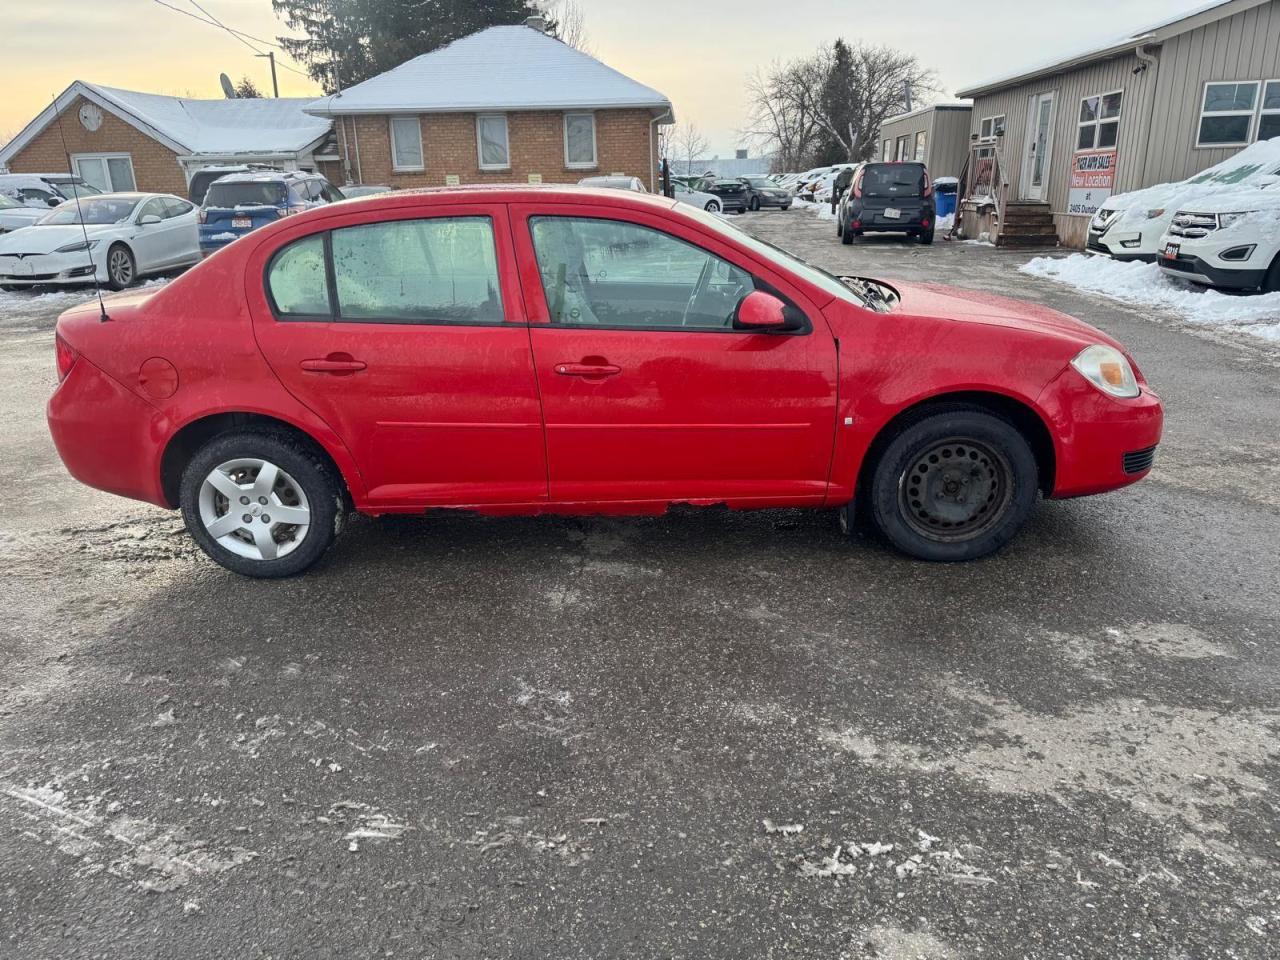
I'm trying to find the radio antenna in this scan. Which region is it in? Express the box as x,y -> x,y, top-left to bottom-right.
50,95 -> 110,322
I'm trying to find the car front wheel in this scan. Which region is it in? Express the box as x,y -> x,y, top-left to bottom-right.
704,200 -> 721,213
864,408 -> 1038,562
180,431 -> 343,578
106,243 -> 136,290
1264,255 -> 1280,293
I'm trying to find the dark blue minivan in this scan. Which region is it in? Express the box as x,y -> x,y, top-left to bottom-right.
198,171 -> 344,256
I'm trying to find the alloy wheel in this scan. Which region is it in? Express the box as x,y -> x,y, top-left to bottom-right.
108,247 -> 134,287
898,438 -> 1013,543
197,457 -> 311,561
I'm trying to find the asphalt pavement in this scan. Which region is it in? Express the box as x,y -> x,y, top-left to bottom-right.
1,210 -> 1277,959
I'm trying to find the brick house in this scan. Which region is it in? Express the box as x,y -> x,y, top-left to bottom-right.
307,19 -> 674,191
0,81 -> 334,195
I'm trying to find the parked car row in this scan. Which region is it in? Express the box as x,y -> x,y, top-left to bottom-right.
1087,136 -> 1280,293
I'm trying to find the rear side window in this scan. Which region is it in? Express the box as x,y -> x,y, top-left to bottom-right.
267,235 -> 330,317
332,218 -> 503,323
860,164 -> 927,197
206,181 -> 287,208
265,217 -> 504,324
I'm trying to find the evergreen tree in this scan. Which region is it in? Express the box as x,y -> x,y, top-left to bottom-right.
272,0 -> 559,91
816,39 -> 857,164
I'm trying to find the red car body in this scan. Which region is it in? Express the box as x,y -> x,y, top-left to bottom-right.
47,187 -> 1162,551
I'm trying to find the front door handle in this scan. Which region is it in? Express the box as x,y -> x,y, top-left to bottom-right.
301,355 -> 367,375
555,362 -> 621,377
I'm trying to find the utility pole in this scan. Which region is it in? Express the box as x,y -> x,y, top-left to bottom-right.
256,51 -> 279,97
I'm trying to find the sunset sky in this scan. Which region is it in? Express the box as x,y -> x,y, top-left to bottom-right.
5,0 -> 1216,156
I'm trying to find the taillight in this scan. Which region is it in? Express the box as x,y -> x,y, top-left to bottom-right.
55,334 -> 77,382
197,208 -> 207,224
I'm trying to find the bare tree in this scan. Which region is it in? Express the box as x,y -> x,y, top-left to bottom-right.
670,122 -> 710,175
540,0 -> 592,53
744,40 -> 936,169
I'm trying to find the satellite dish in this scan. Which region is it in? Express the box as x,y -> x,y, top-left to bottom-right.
220,73 -> 236,99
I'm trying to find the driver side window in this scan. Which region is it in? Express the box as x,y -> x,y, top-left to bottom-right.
529,216 -> 757,330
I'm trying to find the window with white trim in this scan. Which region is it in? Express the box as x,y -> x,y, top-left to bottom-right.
1259,80 -> 1280,141
564,113 -> 597,168
1198,82 -> 1259,146
476,114 -> 510,170
978,115 -> 1004,140
389,116 -> 424,171
1077,90 -> 1122,150
882,139 -> 892,161
914,130 -> 927,161
71,153 -> 136,192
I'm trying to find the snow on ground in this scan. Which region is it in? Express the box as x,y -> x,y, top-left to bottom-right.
0,279 -> 170,330
793,198 -> 835,221
1021,253 -> 1280,343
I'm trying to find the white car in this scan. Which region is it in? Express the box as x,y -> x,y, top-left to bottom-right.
0,173 -> 102,209
578,176 -> 647,192
1088,137 -> 1280,262
672,181 -> 722,212
0,193 -> 46,234
0,192 -> 200,291
1157,184 -> 1280,293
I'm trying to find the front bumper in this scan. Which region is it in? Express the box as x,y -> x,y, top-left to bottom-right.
1158,252 -> 1266,290
0,250 -> 104,286
1086,229 -> 1156,262
47,355 -> 170,507
1037,365 -> 1164,499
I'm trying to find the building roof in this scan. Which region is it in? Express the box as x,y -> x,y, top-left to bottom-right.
956,0 -> 1273,98
306,25 -> 673,118
881,102 -> 974,126
0,81 -> 333,167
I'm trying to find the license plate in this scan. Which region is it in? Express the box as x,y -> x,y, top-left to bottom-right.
231,218 -> 252,229
883,208 -> 901,220
1163,242 -> 1180,260
13,260 -> 34,277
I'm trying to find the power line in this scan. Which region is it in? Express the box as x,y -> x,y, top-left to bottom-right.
149,0 -> 313,79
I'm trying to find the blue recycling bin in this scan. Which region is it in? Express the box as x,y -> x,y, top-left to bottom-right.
933,178 -> 958,219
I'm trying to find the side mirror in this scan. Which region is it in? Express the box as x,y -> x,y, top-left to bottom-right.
46,197 -> 61,207
139,214 -> 162,225
733,290 -> 804,332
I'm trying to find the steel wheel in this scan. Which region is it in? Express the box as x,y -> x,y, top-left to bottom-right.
197,457 -> 311,561
107,245 -> 135,288
897,438 -> 1014,543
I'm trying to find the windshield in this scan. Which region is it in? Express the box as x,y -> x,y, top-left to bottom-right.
37,196 -> 139,225
53,181 -> 103,198
681,205 -> 886,312
861,164 -> 927,197
205,181 -> 288,208
0,194 -> 20,209
744,177 -> 773,188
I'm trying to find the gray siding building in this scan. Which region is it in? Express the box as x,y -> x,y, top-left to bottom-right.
955,0 -> 1280,248
878,103 -> 973,179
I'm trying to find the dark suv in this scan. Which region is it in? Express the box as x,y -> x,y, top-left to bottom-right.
838,162 -> 935,245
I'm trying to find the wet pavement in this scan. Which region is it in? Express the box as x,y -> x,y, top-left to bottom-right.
1,211 -> 1278,959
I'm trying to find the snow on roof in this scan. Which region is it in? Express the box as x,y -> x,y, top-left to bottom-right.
882,102 -> 973,126
957,0 -> 1270,97
307,25 -> 672,117
0,81 -> 332,167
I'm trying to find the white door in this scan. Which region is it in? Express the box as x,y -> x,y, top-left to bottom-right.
1021,93 -> 1056,201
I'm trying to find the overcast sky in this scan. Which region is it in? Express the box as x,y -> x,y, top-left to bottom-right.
5,0 -> 1218,156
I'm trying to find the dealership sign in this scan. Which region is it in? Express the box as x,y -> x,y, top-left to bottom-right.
1067,148 -> 1118,216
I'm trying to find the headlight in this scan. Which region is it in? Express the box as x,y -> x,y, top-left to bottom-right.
1218,211 -> 1255,229
1071,344 -> 1140,399
54,239 -> 99,254
1145,208 -> 1166,219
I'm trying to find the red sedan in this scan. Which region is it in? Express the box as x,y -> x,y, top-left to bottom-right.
47,186 -> 1163,577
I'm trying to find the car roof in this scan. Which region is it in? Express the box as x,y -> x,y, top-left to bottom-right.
213,171 -> 313,184
328,184 -> 678,213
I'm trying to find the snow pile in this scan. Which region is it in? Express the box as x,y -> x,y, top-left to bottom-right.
1020,253 -> 1280,342
936,213 -> 955,232
793,198 -> 836,221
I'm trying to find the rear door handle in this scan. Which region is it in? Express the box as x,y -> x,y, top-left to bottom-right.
555,362 -> 621,377
301,356 -> 367,374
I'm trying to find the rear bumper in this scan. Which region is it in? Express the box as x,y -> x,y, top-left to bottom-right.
1037,366 -> 1164,499
1158,254 -> 1266,290
47,356 -> 170,507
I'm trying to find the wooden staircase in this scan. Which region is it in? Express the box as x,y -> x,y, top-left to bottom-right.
997,202 -> 1059,248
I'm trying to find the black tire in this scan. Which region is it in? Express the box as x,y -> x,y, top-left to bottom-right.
105,243 -> 137,290
841,223 -> 855,245
750,196 -> 761,211
1264,255 -> 1280,293
836,217 -> 844,237
704,200 -> 721,213
864,408 -> 1038,562
920,227 -> 935,245
180,430 -> 343,578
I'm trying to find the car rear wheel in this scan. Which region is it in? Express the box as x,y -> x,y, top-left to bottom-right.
750,196 -> 761,211
920,227 -> 935,245
180,431 -> 342,578
836,217 -> 844,237
841,223 -> 855,245
106,243 -> 136,290
865,408 -> 1038,562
